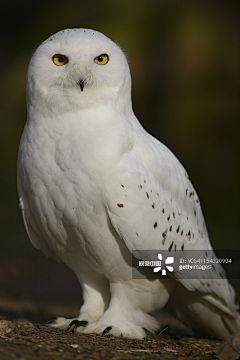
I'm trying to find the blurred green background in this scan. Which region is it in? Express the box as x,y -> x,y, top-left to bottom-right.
0,0 -> 239,318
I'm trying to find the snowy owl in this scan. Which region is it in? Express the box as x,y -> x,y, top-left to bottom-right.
17,28 -> 239,339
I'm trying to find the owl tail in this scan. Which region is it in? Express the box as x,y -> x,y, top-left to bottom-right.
165,282 -> 240,339
221,313 -> 240,336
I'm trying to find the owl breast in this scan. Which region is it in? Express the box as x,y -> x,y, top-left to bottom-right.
19,117 -> 113,262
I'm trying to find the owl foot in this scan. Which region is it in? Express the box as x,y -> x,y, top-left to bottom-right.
45,318 -> 57,325
100,326 -> 152,338
45,317 -> 78,330
75,321 -> 155,339
46,317 -> 89,330
45,310 -> 103,331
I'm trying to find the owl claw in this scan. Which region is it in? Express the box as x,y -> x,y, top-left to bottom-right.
67,319 -> 88,331
67,319 -> 80,331
74,320 -> 88,331
143,327 -> 151,335
45,318 -> 57,325
101,326 -> 112,337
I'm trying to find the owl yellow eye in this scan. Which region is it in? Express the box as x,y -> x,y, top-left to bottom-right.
94,54 -> 109,65
52,54 -> 68,66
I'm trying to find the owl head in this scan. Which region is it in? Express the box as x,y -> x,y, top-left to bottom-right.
27,29 -> 132,115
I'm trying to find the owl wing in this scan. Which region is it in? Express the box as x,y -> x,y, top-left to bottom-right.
106,129 -> 238,317
17,160 -> 60,262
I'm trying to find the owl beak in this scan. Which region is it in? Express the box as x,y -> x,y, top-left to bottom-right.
79,80 -> 85,91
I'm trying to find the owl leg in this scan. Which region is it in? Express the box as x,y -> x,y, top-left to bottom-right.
46,270 -> 110,330
75,279 -> 172,339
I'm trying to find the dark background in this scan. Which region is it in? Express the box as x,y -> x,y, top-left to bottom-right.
0,0 -> 239,320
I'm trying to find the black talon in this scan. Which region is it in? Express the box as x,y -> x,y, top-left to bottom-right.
74,320 -> 88,331
45,318 -> 56,325
67,319 -> 81,331
143,327 -> 151,335
101,326 -> 112,337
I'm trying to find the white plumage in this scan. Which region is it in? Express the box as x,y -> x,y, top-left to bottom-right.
17,28 -> 239,339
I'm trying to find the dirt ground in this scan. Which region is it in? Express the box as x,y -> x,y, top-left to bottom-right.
0,318 -> 222,360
